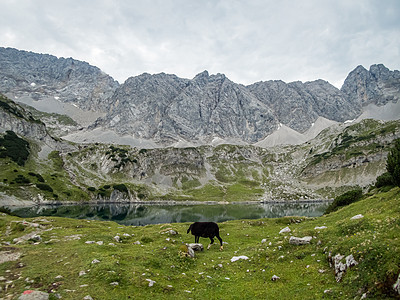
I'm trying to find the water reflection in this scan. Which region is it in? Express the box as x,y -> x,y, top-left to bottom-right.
11,202 -> 329,226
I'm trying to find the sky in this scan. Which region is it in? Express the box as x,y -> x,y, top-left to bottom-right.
1,0 -> 399,88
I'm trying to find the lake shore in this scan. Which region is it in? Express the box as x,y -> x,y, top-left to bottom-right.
2,197 -> 333,208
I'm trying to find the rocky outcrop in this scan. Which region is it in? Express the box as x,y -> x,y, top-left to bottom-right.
0,94 -> 75,153
0,47 -> 118,112
96,71 -> 278,143
341,64 -> 400,107
328,253 -> 358,282
289,236 -> 312,245
247,79 -> 360,133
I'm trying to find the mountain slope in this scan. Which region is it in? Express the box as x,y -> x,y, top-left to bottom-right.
2,95 -> 399,205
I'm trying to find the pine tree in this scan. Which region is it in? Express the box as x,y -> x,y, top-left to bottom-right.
386,139 -> 400,187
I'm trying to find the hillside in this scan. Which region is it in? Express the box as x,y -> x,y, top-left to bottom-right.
1,94 -> 399,205
1,187 -> 399,299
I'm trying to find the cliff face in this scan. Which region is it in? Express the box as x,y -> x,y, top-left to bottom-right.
0,94 -> 49,141
97,71 -> 279,143
247,79 -> 360,133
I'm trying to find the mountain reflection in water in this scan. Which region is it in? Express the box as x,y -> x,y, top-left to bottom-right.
11,202 -> 329,226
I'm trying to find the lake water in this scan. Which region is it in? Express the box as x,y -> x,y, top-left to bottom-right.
10,202 -> 330,226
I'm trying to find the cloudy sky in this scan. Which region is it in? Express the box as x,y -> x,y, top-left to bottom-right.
1,0 -> 399,87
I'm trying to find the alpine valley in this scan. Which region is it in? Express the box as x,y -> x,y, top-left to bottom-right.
1,47 -> 400,205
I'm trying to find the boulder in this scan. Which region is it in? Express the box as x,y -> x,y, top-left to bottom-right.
289,236 -> 312,245
332,253 -> 359,282
179,244 -> 194,258
18,290 -> 49,300
187,243 -> 204,252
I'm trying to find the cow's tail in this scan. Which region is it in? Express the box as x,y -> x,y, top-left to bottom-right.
187,224 -> 193,234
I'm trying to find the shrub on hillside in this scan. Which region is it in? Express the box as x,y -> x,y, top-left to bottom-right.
28,172 -> 45,183
15,175 -> 31,184
0,131 -> 30,166
386,139 -> 400,187
375,172 -> 394,188
324,188 -> 363,214
113,183 -> 128,194
36,183 -> 53,193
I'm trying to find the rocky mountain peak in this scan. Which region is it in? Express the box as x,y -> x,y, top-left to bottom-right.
341,64 -> 400,107
0,47 -> 119,112
369,64 -> 391,79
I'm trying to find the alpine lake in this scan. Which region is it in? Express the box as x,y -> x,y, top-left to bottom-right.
9,201 -> 330,226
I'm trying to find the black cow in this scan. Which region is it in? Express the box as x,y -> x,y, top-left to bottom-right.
187,222 -> 223,250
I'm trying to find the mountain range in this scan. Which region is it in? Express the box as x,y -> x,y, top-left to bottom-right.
1,47 -> 399,148
1,47 -> 400,204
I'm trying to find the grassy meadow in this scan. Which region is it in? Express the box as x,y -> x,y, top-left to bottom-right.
1,187 -> 399,299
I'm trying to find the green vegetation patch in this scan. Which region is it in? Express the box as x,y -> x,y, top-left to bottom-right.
324,188 -> 363,214
0,131 -> 30,166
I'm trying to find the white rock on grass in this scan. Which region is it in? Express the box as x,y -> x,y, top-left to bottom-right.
91,259 -> 100,264
83,296 -> 93,300
333,253 -> 358,282
146,279 -> 156,287
314,226 -> 327,230
289,236 -> 312,245
350,214 -> 364,220
279,227 -> 291,234
230,255 -> 249,262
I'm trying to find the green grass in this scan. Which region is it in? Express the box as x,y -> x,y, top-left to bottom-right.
1,187 -> 399,299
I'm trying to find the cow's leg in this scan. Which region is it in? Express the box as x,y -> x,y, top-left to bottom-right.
195,236 -> 199,243
207,237 -> 214,250
216,234 -> 223,250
